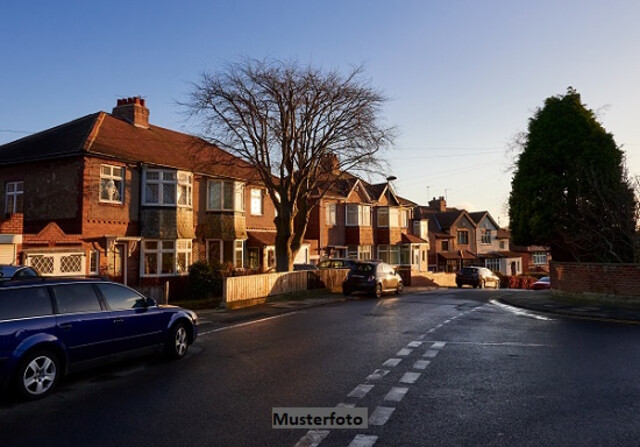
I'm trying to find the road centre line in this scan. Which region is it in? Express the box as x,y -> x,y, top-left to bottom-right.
348,434 -> 378,447
348,384 -> 374,398
399,372 -> 421,384
198,311 -> 302,336
369,406 -> 395,426
294,430 -> 330,447
384,387 -> 409,402
366,369 -> 390,381
382,358 -> 402,367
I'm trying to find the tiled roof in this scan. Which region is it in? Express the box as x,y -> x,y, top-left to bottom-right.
0,112 -> 261,182
468,211 -> 487,224
497,228 -> 511,239
401,233 -> 428,244
247,231 -> 277,247
438,250 -> 477,260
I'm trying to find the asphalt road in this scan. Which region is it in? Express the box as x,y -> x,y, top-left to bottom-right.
2,289 -> 640,447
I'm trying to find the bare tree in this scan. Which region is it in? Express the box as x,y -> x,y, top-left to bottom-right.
185,59 -> 394,271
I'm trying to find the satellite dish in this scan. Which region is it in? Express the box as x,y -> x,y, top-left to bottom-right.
386,175 -> 397,182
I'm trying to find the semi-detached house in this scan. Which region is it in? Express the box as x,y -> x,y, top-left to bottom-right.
0,97 -> 298,290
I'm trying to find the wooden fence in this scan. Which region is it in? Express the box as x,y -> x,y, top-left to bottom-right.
223,269 -> 350,308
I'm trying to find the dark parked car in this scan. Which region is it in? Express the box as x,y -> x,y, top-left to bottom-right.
456,266 -> 500,289
293,263 -> 319,271
0,265 -> 39,281
342,261 -> 403,298
531,276 -> 551,290
318,258 -> 357,269
0,278 -> 198,400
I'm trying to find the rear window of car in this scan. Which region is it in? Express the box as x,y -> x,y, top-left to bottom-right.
351,263 -> 374,274
53,284 -> 103,314
459,268 -> 476,274
0,287 -> 53,320
97,283 -> 147,310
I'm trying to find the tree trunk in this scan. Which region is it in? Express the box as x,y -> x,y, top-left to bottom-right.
275,209 -> 294,272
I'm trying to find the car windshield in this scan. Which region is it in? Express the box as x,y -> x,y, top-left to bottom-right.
539,277 -> 550,282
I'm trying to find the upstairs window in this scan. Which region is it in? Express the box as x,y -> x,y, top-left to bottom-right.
326,203 -> 337,226
457,229 -> 469,245
441,240 -> 449,251
345,205 -> 371,226
250,189 -> 263,215
207,180 -> 244,211
177,172 -> 193,207
5,181 -> 23,214
99,165 -> 124,204
399,209 -> 410,228
144,169 -> 176,206
533,252 -> 548,265
377,207 -> 389,227
481,228 -> 491,244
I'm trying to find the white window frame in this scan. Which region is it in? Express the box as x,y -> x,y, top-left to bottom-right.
481,228 -> 491,244
5,181 -> 23,214
485,258 -> 500,272
99,165 -> 124,204
25,252 -> 86,277
533,252 -> 548,265
346,204 -> 358,226
250,188 -> 263,215
177,171 -> 193,208
400,209 -> 409,228
457,229 -> 469,245
89,250 -> 100,275
141,239 -> 192,277
326,203 -> 337,226
234,240 -> 244,269
207,179 -> 244,212
143,168 -> 177,206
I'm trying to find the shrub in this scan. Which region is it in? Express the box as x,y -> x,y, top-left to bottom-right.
186,261 -> 223,304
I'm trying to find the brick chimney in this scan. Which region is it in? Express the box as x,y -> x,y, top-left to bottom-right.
320,154 -> 340,173
112,97 -> 149,128
429,196 -> 447,212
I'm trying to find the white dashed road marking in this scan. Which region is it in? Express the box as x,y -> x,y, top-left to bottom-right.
399,372 -> 421,384
348,384 -> 374,399
348,434 -> 378,447
369,406 -> 395,426
366,369 -> 390,381
396,348 -> 413,356
382,358 -> 402,368
384,386 -> 409,402
423,349 -> 440,358
431,341 -> 447,349
407,341 -> 423,347
294,430 -> 330,447
412,359 -> 431,370
336,402 -> 356,408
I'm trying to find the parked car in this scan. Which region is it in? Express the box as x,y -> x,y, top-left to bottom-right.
318,258 -> 356,269
0,265 -> 39,281
293,263 -> 319,271
0,278 -> 198,400
531,276 -> 551,290
456,266 -> 500,289
342,261 -> 403,298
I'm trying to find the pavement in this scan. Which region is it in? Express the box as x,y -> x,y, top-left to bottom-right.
194,286 -> 640,329
498,290 -> 640,324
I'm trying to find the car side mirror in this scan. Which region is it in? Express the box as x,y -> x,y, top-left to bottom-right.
146,298 -> 157,307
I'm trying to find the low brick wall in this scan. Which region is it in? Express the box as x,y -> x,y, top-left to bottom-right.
551,261 -> 640,302
411,272 -> 457,288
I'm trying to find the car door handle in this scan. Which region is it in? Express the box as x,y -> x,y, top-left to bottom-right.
113,318 -> 124,325
58,323 -> 72,331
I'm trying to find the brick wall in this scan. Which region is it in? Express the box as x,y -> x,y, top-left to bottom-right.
551,261 -> 640,299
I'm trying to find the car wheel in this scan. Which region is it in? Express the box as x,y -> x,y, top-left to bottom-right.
343,287 -> 352,296
480,280 -> 486,289
456,283 -> 462,288
373,284 -> 383,299
395,281 -> 403,295
495,280 -> 500,289
165,322 -> 189,359
15,349 -> 61,400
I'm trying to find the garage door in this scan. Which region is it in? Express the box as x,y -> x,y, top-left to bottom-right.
0,244 -> 16,264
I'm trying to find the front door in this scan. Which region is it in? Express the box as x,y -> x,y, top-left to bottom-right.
109,244 -> 126,284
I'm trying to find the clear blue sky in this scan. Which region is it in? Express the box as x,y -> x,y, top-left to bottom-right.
2,0 -> 639,226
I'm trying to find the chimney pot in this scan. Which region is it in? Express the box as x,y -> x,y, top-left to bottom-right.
140,98 -> 145,107
112,96 -> 150,128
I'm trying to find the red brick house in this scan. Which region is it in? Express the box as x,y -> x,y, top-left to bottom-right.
0,97 -> 281,288
305,162 -> 428,271
415,197 -> 478,272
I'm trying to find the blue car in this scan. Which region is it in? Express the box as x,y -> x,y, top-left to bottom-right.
0,278 -> 198,400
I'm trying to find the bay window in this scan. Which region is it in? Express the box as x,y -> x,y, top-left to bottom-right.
377,207 -> 389,227
142,240 -> 192,276
345,204 -> 370,226
207,180 -> 244,211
